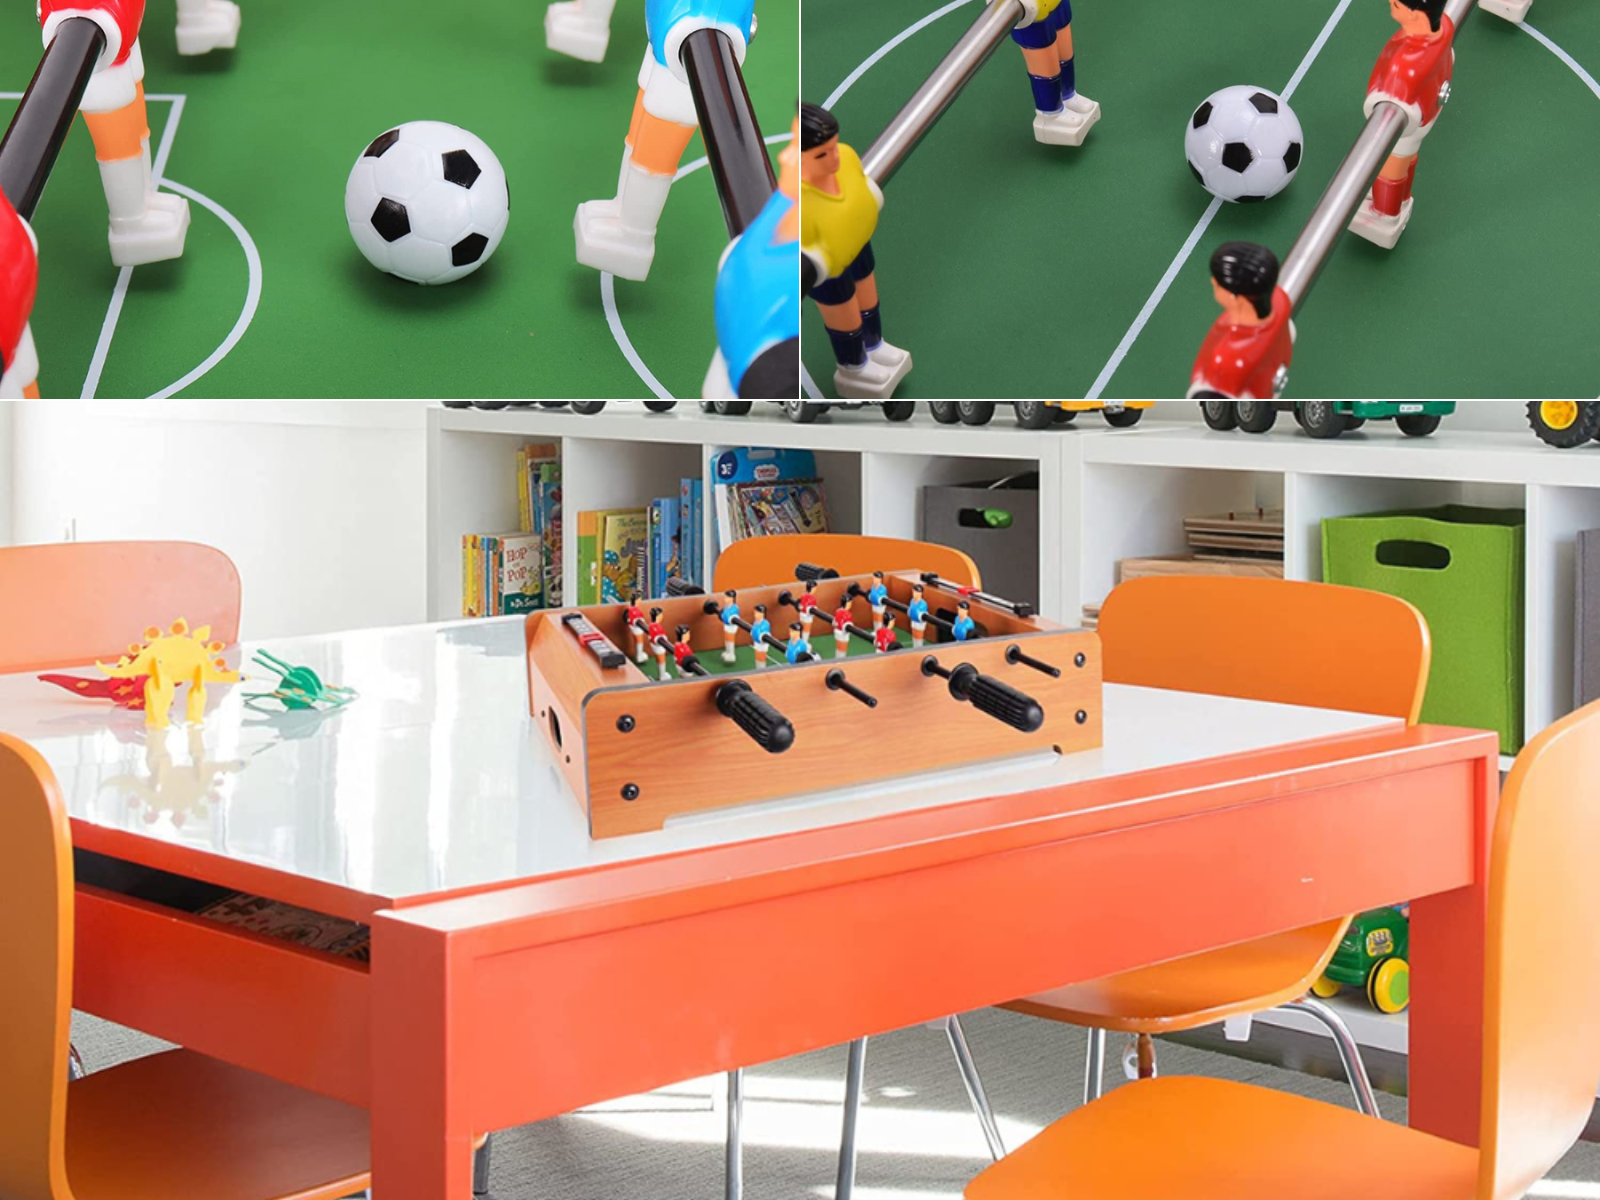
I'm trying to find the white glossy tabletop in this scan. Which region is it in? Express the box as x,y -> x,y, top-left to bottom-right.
0,619 -> 1403,904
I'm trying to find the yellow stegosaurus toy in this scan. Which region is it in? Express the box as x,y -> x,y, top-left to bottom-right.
98,619 -> 241,729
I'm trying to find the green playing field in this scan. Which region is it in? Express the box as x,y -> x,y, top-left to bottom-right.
801,0 -> 1600,399
4,0 -> 796,399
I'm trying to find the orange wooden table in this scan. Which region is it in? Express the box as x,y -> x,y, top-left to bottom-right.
0,619 -> 1499,1200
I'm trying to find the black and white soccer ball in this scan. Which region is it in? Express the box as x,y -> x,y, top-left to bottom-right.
1185,86 -> 1304,204
345,121 -> 510,285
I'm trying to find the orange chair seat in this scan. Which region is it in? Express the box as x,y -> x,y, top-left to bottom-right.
1002,919 -> 1349,1035
966,1076 -> 1477,1200
65,1050 -> 370,1200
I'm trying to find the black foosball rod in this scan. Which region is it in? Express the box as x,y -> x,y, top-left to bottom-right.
680,27 -> 776,240
0,16 -> 105,219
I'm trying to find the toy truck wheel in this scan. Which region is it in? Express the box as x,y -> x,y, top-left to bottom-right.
1236,402 -> 1278,433
881,402 -> 916,422
1014,402 -> 1054,430
1299,403 -> 1347,439
1310,976 -> 1342,1000
644,401 -> 677,413
1366,957 -> 1411,1015
1527,401 -> 1600,448
785,402 -> 825,423
572,402 -> 607,415
1200,401 -> 1238,431
958,402 -> 997,426
930,402 -> 961,425
715,401 -> 754,416
1052,408 -> 1078,424
1396,413 -> 1443,437
1102,407 -> 1144,428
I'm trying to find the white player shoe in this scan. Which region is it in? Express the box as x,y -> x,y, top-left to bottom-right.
545,1 -> 611,62
574,164 -> 672,280
107,189 -> 190,267
833,350 -> 912,400
1032,93 -> 1101,147
175,0 -> 240,55
1478,0 -> 1532,22
866,339 -> 911,372
1348,192 -> 1413,251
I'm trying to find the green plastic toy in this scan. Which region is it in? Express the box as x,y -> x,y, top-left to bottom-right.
1201,402 -> 1457,439
245,651 -> 358,711
1311,907 -> 1411,1015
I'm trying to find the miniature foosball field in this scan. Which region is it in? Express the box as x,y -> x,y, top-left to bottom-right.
800,0 -> 1600,400
0,0 -> 796,400
526,566 -> 1103,837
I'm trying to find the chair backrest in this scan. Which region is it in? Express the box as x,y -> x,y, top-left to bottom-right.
1097,575 -> 1430,722
1479,700 -> 1600,1200
713,534 -> 980,593
0,542 -> 241,674
0,735 -> 74,1200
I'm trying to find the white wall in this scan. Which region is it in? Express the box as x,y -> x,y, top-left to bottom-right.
1159,400 -> 1527,432
11,401 -> 427,639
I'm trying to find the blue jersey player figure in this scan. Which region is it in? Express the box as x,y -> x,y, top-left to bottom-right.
784,622 -> 812,664
906,583 -> 931,648
1007,0 -> 1100,146
574,0 -> 757,281
706,111 -> 800,400
749,603 -> 773,669
866,571 -> 890,623
952,600 -> 977,642
717,589 -> 741,663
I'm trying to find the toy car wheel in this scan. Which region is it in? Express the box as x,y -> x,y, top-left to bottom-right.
1396,413 -> 1443,437
1200,401 -> 1238,431
881,402 -> 916,422
1236,402 -> 1278,433
1014,402 -> 1054,430
644,401 -> 677,413
785,402 -> 824,423
1527,401 -> 1600,448
1102,407 -> 1144,428
930,402 -> 961,424
1299,402 -> 1348,439
571,402 -> 607,415
958,402 -> 997,426
715,401 -> 754,416
1052,407 -> 1078,424
1310,976 -> 1342,1000
1366,956 -> 1411,1015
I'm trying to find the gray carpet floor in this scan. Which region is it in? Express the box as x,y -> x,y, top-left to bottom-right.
73,1008 -> 1600,1199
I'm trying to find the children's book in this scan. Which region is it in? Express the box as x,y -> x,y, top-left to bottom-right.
649,498 -> 682,595
710,448 -> 819,554
577,510 -> 602,605
599,510 -> 649,604
498,531 -> 543,613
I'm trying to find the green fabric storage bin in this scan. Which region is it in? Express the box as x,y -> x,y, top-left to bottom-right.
1322,505 -> 1525,754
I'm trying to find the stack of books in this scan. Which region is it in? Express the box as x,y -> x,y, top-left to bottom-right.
577,479 -> 705,604
461,443 -> 563,617
711,447 -> 830,553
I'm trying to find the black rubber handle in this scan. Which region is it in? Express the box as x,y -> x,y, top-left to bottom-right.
715,681 -> 795,753
665,576 -> 706,596
948,665 -> 1044,733
795,562 -> 840,582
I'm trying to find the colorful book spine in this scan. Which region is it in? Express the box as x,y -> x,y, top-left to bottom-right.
499,532 -> 542,613
577,510 -> 601,605
599,509 -> 649,604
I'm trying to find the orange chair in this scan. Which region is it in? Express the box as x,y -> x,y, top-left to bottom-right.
0,733 -> 372,1200
0,541 -> 242,673
966,698 -> 1600,1200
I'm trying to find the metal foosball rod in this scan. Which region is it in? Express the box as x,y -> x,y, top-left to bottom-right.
680,26 -> 776,238
860,0 -> 1026,186
0,16 -> 105,218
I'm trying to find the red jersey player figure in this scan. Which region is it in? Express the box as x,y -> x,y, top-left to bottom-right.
647,606 -> 669,680
39,0 -> 190,267
1188,242 -> 1296,401
872,609 -> 898,654
625,592 -> 648,663
1349,0 -> 1456,250
832,600 -> 854,657
795,579 -> 820,638
1,189 -> 41,399
671,624 -> 700,677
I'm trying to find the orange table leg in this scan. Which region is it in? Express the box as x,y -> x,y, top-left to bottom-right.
1408,752 -> 1498,1148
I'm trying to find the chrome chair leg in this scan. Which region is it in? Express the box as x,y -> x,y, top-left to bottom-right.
472,1133 -> 493,1197
68,1042 -> 86,1081
836,1038 -> 868,1200
945,1017 -> 1004,1162
1082,1027 -> 1106,1104
726,1069 -> 744,1200
1283,997 -> 1381,1118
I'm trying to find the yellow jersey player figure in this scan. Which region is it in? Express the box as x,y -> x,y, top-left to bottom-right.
1008,0 -> 1099,146
799,103 -> 912,401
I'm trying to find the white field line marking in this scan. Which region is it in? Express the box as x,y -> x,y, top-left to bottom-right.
1084,0 -> 1357,400
824,0 -> 979,110
79,93 -> 185,398
1522,22 -> 1600,101
145,178 -> 262,398
800,364 -> 822,398
605,131 -> 792,401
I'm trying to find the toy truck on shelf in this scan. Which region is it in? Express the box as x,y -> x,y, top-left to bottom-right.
1527,402 -> 1600,448
1200,402 -> 1455,438
1310,907 -> 1411,1015
930,402 -> 1155,429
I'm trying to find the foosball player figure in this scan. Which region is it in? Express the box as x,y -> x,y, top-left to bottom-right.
573,0 -> 756,281
866,571 -> 890,623
648,607 -> 670,680
174,0 -> 240,56
672,624 -> 704,677
1349,0 -> 1455,250
873,609 -> 899,654
952,601 -> 977,643
795,579 -> 821,637
545,0 -> 617,62
833,601 -> 855,657
800,102 -> 913,401
1009,0 -> 1100,147
707,111 -> 801,401
626,592 -> 649,663
40,0 -> 190,267
749,604 -> 773,669
784,622 -> 812,665
906,583 -> 930,648
1188,242 -> 1295,401
718,590 -> 741,664
0,191 -> 40,400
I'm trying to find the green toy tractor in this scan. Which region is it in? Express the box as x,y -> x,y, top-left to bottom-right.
1200,402 -> 1456,439
1527,401 -> 1600,448
1310,907 -> 1411,1015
